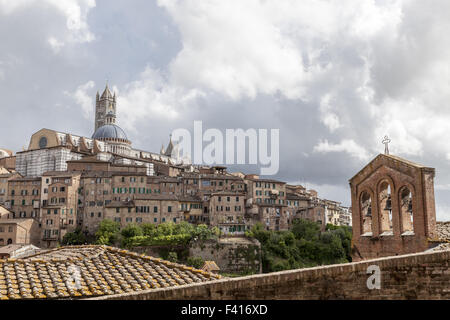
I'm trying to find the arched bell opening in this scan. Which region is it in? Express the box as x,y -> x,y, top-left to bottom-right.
399,186 -> 414,235
379,180 -> 393,235
360,191 -> 373,236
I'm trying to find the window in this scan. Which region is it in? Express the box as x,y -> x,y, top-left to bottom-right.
98,212 -> 102,218
162,218 -> 166,222
154,218 -> 157,222
153,206 -> 158,213
168,206 -> 172,213
60,187 -> 65,192
116,208 -> 120,213
136,217 -> 142,223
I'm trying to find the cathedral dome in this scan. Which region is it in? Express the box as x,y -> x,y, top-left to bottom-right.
92,124 -> 128,141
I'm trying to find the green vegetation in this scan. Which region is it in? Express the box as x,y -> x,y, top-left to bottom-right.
61,227 -> 87,245
186,256 -> 204,269
246,219 -> 352,273
167,251 -> 178,263
92,220 -> 220,248
95,219 -> 121,246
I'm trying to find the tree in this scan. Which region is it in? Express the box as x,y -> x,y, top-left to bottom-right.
167,251 -> 178,263
95,219 -> 120,245
61,228 -> 86,245
121,223 -> 143,238
291,218 -> 320,241
141,223 -> 156,237
247,218 -> 353,273
186,256 -> 204,269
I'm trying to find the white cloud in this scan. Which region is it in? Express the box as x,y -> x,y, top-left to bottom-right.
319,94 -> 341,132
156,0 -> 404,101
313,139 -> 370,161
65,80 -> 95,119
116,66 -> 204,135
48,37 -> 65,53
435,204 -> 450,222
0,0 -> 95,45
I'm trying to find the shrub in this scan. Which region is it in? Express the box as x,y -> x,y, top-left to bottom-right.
61,228 -> 86,245
186,256 -> 204,269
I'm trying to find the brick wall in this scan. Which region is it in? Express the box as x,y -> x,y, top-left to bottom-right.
90,249 -> 450,300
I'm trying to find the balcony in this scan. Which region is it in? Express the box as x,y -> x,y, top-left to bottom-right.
42,235 -> 58,240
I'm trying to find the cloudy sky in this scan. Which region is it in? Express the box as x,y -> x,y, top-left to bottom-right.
0,0 -> 449,220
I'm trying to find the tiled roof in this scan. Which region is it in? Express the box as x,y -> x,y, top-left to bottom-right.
202,261 -> 220,272
0,245 -> 221,300
435,221 -> 450,242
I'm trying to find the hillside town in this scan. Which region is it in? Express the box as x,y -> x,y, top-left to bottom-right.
0,84 -> 352,250
0,85 -> 448,301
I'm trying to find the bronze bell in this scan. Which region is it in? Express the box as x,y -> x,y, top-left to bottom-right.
365,205 -> 372,217
384,195 -> 392,211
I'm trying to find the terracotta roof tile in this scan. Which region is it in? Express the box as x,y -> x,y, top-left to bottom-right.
0,245 -> 221,300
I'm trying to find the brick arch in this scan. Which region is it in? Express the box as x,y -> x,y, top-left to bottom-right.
397,182 -> 416,234
358,187 -> 375,235
375,175 -> 396,234
376,175 -> 396,194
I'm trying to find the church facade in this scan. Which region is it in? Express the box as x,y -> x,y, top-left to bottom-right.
15,84 -> 188,178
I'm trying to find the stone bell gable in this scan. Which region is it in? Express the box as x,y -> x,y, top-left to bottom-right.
349,153 -> 436,261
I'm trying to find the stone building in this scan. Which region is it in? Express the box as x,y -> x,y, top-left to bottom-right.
207,191 -> 246,235
0,167 -> 20,205
104,195 -> 183,230
244,175 -> 289,231
350,153 -> 437,261
0,206 -> 40,246
40,172 -> 81,248
6,176 -> 42,219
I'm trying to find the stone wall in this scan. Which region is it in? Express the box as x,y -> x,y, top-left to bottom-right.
189,237 -> 261,274
91,249 -> 450,300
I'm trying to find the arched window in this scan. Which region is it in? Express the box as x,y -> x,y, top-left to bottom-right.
399,186 -> 414,234
360,191 -> 373,235
378,181 -> 393,235
7,238 -> 12,245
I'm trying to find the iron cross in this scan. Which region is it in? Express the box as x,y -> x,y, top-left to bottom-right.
382,135 -> 391,155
